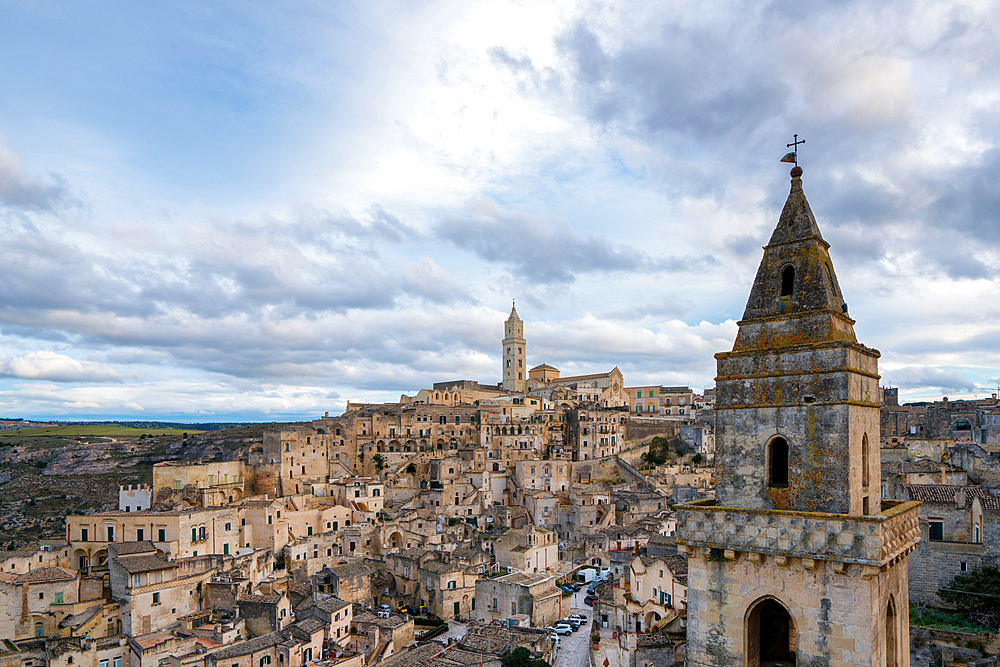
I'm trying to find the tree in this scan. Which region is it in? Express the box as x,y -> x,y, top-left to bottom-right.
692,453 -> 703,465
938,559 -> 1000,628
372,454 -> 386,472
499,647 -> 549,667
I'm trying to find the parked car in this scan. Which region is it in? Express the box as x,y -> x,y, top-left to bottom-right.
553,623 -> 573,635
569,583 -> 581,591
564,618 -> 581,630
571,614 -> 588,623
584,596 -> 595,607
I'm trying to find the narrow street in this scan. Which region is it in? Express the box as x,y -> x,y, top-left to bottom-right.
554,589 -> 592,667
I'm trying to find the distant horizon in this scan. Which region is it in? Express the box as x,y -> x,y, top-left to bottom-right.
5,385 -> 998,426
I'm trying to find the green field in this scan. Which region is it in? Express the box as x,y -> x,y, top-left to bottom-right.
1,425 -> 204,438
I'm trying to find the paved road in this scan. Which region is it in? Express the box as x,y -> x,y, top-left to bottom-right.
554,589 -> 593,667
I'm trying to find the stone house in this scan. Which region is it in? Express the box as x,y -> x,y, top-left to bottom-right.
109,552 -> 206,636
416,557 -> 478,620
347,609 -> 414,664
0,544 -> 72,575
237,593 -> 292,637
0,567 -> 79,639
881,459 -> 968,498
513,460 -> 570,494
205,622 -> 324,667
312,563 -> 372,606
619,555 -> 687,631
328,478 -> 385,514
47,636 -> 131,667
300,596 -> 351,645
493,525 -> 558,574
474,572 -> 566,628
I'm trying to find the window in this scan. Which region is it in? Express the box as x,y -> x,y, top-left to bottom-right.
152,592 -> 160,605
268,515 -> 273,525
100,659 -> 108,667
137,528 -> 144,542
107,526 -> 114,541
961,561 -> 968,573
55,592 -> 63,603
174,480 -> 181,490
447,581 -> 456,589
225,523 -> 231,531
158,528 -> 166,542
929,521 -> 943,541
780,265 -> 795,296
34,622 -> 44,637
81,528 -> 88,542
114,658 -> 122,667
260,657 -> 271,667
767,437 -> 789,487
307,527 -> 313,536
38,592 -> 44,599
134,574 -> 142,587
862,434 -> 870,487
224,543 -> 229,555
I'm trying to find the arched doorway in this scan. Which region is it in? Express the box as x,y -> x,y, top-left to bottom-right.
389,531 -> 403,549
746,597 -> 796,666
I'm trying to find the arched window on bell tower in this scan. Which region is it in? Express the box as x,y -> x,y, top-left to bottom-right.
780,265 -> 795,297
767,437 -> 789,487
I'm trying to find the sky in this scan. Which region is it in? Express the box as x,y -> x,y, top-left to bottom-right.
1,0 -> 999,422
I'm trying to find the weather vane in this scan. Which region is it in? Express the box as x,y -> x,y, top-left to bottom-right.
781,134 -> 805,166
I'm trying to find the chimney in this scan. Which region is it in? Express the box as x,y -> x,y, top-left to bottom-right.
941,464 -> 948,483
956,490 -> 966,509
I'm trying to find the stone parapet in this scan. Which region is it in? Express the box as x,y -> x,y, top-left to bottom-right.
675,498 -> 920,566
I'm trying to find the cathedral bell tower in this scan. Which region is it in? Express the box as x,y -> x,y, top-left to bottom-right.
502,303 -> 527,393
677,166 -> 921,667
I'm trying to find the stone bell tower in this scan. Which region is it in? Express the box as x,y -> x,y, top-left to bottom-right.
677,166 -> 920,667
502,303 -> 527,393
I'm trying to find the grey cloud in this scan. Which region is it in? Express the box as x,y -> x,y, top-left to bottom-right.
882,366 -> 976,393
436,208 -> 715,283
0,140 -> 73,212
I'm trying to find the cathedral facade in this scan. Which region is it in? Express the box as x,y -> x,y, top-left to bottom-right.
676,167 -> 921,667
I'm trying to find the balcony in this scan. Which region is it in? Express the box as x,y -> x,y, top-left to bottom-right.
675,498 -> 920,566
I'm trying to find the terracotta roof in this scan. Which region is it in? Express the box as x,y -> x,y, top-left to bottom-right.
210,632 -> 282,659
113,555 -> 175,574
978,496 -> 1000,511
111,541 -> 157,555
316,597 -> 350,613
14,567 -> 76,583
903,484 -> 988,504
238,593 -> 282,604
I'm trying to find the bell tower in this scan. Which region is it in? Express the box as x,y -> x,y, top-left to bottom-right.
502,303 -> 526,393
677,166 -> 921,667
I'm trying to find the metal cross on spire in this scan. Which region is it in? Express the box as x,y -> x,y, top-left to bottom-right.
781,134 -> 805,166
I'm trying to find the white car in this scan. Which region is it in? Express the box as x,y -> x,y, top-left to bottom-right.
553,623 -> 573,635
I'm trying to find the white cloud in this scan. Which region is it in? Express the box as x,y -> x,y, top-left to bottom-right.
0,351 -> 124,383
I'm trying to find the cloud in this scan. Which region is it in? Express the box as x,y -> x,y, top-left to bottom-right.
881,366 -> 976,394
0,138 -> 72,212
436,201 -> 716,283
0,351 -> 124,383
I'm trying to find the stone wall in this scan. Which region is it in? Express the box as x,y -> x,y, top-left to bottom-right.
683,547 -> 910,667
907,532 -> 986,605
676,499 -> 920,566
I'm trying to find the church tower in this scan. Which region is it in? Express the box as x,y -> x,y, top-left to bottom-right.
677,166 -> 920,667
502,303 -> 527,393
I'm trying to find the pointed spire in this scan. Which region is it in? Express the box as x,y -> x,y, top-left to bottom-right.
507,300 -> 521,322
733,167 -> 855,350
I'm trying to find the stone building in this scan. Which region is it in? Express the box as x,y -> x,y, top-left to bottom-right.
676,166 -> 920,667
493,525 -> 558,574
474,572 -> 566,628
